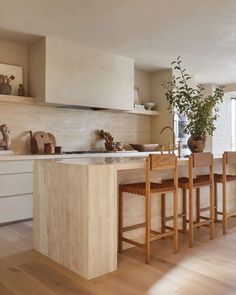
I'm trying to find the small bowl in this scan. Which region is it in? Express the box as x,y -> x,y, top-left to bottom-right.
144,102 -> 156,110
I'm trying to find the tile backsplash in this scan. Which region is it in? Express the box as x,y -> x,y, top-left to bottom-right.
0,102 -> 151,154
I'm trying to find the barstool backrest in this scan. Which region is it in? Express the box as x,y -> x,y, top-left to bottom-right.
225,152 -> 236,164
149,154 -> 177,171
192,152 -> 213,168
188,152 -> 214,193
146,154 -> 178,194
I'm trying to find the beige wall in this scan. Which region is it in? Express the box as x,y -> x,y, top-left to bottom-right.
0,40 -> 28,95
212,92 -> 232,153
134,70 -> 151,104
150,69 -> 173,144
0,101 -> 151,154
201,84 -> 215,152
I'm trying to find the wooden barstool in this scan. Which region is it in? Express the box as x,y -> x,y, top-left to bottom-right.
118,154 -> 178,264
214,152 -> 236,234
178,153 -> 215,248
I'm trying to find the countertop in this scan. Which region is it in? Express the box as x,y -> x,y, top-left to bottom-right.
0,151 -> 168,161
0,151 -> 223,162
54,154 -> 222,171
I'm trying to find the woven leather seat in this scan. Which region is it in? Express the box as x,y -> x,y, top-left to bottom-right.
120,182 -> 176,196
179,176 -> 211,188
162,176 -> 211,188
196,173 -> 236,183
214,173 -> 236,183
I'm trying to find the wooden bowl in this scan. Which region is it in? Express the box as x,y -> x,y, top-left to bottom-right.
129,143 -> 159,152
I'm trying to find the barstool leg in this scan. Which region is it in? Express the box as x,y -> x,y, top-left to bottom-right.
214,181 -> 218,222
196,188 -> 200,223
161,193 -> 166,234
210,183 -> 215,239
189,188 -> 194,248
182,188 -> 187,233
222,181 -> 227,235
118,188 -> 123,253
145,192 -> 151,264
173,191 -> 178,253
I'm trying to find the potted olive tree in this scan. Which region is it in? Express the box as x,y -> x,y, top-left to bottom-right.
162,57 -> 224,153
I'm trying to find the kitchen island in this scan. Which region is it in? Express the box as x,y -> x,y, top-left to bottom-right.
33,155 -> 235,280
0,151 -> 160,224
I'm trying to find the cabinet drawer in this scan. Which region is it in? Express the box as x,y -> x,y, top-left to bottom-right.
0,194 -> 33,224
0,160 -> 33,174
0,173 -> 33,197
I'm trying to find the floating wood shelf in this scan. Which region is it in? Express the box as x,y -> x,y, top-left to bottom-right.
98,108 -> 159,116
125,109 -> 159,116
0,95 -> 159,116
0,94 -> 40,105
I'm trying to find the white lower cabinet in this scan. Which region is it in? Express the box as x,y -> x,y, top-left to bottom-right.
0,160 -> 33,224
0,194 -> 33,223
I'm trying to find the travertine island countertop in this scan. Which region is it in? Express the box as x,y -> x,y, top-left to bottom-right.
58,154 -> 222,169
0,151 -> 161,161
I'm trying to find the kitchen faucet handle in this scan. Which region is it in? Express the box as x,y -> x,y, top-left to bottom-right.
159,144 -> 165,154
168,141 -> 172,154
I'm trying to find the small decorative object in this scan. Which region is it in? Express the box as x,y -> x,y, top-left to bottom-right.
44,143 -> 55,154
134,87 -> 141,105
134,104 -> 145,110
144,102 -> 156,110
162,56 -> 224,153
99,130 -> 116,151
0,75 -> 15,95
55,146 -> 62,154
0,124 -> 11,150
0,63 -> 23,95
29,130 -> 39,154
18,84 -> 25,96
115,142 -> 124,151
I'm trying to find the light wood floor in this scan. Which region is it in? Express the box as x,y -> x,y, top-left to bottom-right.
1,221 -> 236,294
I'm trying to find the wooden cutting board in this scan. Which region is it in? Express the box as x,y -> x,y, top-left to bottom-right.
34,131 -> 56,154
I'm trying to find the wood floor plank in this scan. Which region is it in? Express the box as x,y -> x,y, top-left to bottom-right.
1,221 -> 236,294
21,261 -> 97,295
0,281 -> 15,295
0,265 -> 56,295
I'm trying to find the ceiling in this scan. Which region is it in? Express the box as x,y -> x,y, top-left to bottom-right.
1,0 -> 236,84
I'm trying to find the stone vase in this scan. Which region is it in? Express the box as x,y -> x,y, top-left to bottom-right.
187,135 -> 206,153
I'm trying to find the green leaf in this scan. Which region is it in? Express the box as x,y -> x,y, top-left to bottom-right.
162,57 -> 224,137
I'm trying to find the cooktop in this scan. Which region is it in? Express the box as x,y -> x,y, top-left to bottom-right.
63,151 -> 109,154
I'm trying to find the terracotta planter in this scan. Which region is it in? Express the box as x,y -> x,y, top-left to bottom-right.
187,135 -> 206,153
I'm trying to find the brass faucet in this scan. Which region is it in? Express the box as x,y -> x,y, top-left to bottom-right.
159,126 -> 181,157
